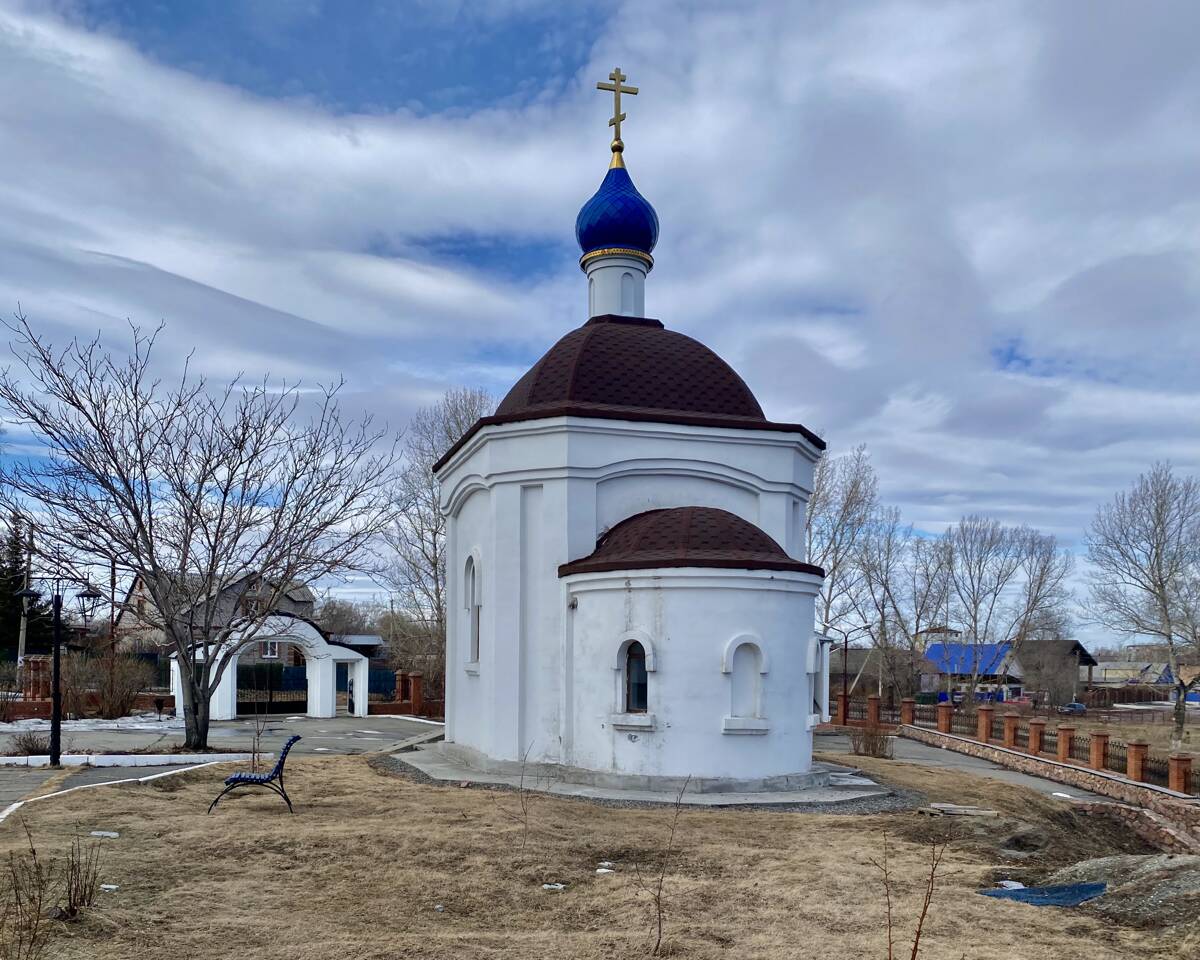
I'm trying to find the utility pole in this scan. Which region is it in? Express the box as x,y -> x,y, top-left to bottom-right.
15,527 -> 31,688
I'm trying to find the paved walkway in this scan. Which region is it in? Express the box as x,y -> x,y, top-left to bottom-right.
398,744 -> 891,807
813,732 -> 1111,802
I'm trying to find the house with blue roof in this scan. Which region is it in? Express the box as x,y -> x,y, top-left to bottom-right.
923,637 -> 1097,703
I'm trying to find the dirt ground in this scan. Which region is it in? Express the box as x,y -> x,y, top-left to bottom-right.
0,753 -> 1194,960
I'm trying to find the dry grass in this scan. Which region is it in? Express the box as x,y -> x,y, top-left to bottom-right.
1064,719 -> 1197,753
0,755 -> 1189,960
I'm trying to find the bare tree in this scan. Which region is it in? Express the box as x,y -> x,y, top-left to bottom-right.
942,516 -> 1070,698
1086,462 -> 1200,747
807,445 -> 878,645
379,387 -> 492,697
855,507 -> 950,697
0,314 -> 400,749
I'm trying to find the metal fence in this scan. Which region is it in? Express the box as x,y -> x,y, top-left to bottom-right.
913,704 -> 938,728
1104,740 -> 1127,776
1069,733 -> 1092,764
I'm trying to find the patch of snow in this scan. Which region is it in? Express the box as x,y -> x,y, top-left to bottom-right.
0,714 -> 183,733
542,883 -> 566,891
997,880 -> 1026,889
596,868 -> 615,875
89,831 -> 119,839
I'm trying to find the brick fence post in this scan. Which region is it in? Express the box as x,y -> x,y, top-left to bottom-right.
836,693 -> 849,726
867,694 -> 881,727
1056,725 -> 1074,763
1125,740 -> 1148,782
1089,732 -> 1110,771
1168,754 -> 1193,794
1002,712 -> 1020,748
900,698 -> 916,726
410,673 -> 424,715
936,702 -> 952,734
977,705 -> 995,743
1027,718 -> 1046,755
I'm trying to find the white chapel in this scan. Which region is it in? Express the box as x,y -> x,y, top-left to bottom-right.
433,69 -> 831,791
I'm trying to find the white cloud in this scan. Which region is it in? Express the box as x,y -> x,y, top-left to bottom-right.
2,0 -> 1199,645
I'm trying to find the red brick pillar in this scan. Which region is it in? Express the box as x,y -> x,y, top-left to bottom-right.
836,693 -> 849,727
1057,726 -> 1075,763
1002,712 -> 1020,748
936,702 -> 953,734
410,673 -> 424,715
1125,741 -> 1148,782
867,694 -> 881,727
1089,732 -> 1110,771
1027,718 -> 1046,755
977,705 -> 995,743
1168,754 -> 1193,794
900,698 -> 916,726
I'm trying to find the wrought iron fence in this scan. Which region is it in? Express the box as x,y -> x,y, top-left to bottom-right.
913,704 -> 938,729
1143,753 -> 1172,790
848,699 -> 867,721
880,704 -> 901,725
1015,725 -> 1029,750
1041,729 -> 1057,756
1069,733 -> 1092,764
951,711 -> 975,736
1105,740 -> 1127,776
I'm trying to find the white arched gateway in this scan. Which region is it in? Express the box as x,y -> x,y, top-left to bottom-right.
169,614 -> 370,720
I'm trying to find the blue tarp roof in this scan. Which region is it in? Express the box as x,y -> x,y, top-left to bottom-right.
925,642 -> 1013,676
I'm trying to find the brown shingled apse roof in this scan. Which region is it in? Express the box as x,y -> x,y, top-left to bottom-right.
558,506 -> 825,577
433,315 -> 824,472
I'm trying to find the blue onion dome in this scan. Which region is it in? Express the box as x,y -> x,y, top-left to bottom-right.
575,164 -> 659,265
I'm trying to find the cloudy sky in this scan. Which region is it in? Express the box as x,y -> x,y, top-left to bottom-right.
2,0 -> 1199,617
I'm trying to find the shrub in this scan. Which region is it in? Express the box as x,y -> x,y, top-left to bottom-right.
60,652 -> 155,720
61,653 -> 93,720
0,666 -> 17,724
0,827 -> 54,960
7,733 -> 50,757
92,653 -> 154,719
850,724 -> 894,759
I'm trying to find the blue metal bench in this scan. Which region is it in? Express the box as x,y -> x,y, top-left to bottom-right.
208,735 -> 301,814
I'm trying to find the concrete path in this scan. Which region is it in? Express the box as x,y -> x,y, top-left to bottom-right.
814,732 -> 1111,803
0,767 -> 62,808
398,745 -> 890,807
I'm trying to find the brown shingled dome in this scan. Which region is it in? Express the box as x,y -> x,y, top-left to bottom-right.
496,315 -> 766,423
432,315 -> 824,473
558,506 -> 825,577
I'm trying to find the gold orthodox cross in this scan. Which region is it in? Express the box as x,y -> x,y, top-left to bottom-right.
597,67 -> 638,157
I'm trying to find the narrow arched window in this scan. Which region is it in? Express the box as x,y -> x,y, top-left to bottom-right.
464,557 -> 480,663
625,641 -> 648,713
589,275 -> 596,316
620,271 -> 634,314
730,643 -> 762,718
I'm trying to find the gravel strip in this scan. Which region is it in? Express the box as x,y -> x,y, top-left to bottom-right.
367,754 -> 923,815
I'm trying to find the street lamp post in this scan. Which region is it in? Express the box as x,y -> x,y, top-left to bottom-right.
15,580 -> 104,767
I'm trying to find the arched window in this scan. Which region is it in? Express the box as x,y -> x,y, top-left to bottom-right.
588,275 -> 596,316
620,271 -> 635,314
730,642 -> 763,718
464,556 -> 480,664
625,641 -> 648,713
